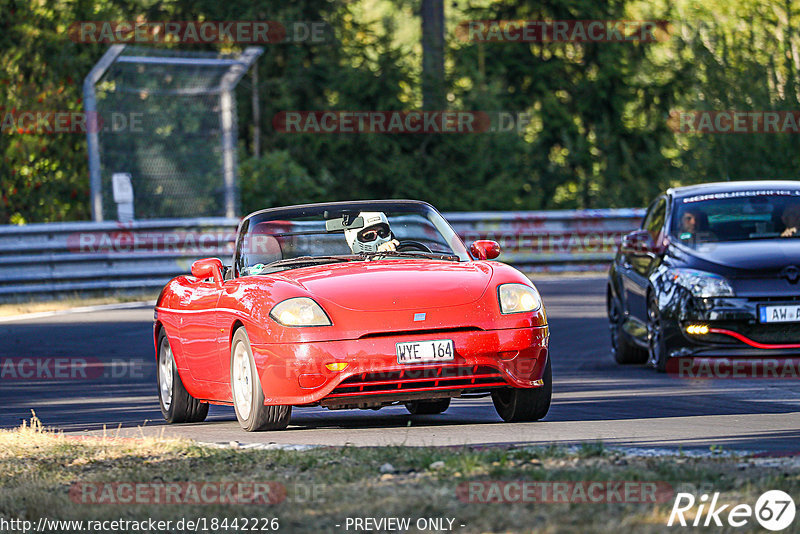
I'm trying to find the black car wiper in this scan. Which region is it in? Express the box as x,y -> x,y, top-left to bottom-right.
363,250 -> 460,261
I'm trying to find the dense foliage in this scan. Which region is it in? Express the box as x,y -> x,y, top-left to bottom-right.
2,0 -> 800,223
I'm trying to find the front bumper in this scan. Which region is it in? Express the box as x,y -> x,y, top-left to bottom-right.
667,296 -> 800,357
249,326 -> 549,406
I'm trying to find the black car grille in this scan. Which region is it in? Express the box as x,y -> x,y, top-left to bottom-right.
707,321 -> 800,345
745,296 -> 800,303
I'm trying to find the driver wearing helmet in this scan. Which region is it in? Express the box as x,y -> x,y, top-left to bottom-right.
344,212 -> 399,253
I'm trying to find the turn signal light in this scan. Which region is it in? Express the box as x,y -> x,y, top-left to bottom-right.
686,324 -> 710,335
325,362 -> 349,371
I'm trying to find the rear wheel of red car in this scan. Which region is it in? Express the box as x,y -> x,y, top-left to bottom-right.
157,330 -> 208,424
230,328 -> 291,432
404,398 -> 451,415
492,358 -> 552,422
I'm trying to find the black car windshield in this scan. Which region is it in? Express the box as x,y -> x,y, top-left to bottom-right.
671,189 -> 800,246
234,201 -> 470,276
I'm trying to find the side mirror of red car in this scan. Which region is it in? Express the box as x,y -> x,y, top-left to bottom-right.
191,257 -> 223,287
470,240 -> 501,260
620,230 -> 663,256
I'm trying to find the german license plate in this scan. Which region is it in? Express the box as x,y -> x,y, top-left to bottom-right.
760,304 -> 800,323
396,339 -> 454,364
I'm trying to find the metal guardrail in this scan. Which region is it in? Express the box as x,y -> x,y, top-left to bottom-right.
0,209 -> 644,300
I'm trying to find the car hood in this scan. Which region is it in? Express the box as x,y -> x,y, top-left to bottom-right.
680,240 -> 800,273
273,259 -> 493,311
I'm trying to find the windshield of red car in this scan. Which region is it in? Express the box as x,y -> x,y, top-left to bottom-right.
671,190 -> 800,246
235,203 -> 470,276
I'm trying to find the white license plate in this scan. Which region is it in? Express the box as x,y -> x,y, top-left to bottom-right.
396,339 -> 454,364
760,305 -> 800,323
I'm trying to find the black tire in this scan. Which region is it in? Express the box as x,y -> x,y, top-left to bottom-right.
646,293 -> 668,373
405,398 -> 451,415
608,294 -> 647,365
492,357 -> 552,422
230,328 -> 291,431
157,330 -> 208,424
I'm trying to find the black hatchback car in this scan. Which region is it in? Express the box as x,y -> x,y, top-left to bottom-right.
608,180 -> 800,371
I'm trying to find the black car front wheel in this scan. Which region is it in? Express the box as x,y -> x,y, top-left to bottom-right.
646,293 -> 668,372
608,294 -> 647,365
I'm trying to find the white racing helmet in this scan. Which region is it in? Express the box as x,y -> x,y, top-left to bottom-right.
345,211 -> 393,253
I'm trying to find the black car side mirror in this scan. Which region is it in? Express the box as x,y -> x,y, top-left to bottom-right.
620,230 -> 664,256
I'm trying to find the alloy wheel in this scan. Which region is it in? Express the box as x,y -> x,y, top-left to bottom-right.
158,336 -> 174,410
232,341 -> 253,420
647,295 -> 663,369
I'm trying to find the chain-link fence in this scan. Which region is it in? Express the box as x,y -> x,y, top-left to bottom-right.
84,45 -> 262,221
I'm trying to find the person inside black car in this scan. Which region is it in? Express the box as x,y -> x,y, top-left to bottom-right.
780,203 -> 800,237
677,208 -> 716,243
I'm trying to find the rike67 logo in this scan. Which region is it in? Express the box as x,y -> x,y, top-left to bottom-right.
668,490 -> 796,531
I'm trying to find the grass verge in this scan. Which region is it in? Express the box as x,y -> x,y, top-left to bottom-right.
0,417 -> 797,533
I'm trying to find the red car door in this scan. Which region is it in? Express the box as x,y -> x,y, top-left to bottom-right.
177,279 -> 225,383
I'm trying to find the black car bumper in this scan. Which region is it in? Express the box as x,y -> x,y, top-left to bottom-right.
663,296 -> 800,357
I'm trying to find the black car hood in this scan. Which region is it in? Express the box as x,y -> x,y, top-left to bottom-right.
679,240 -> 800,273
667,240 -> 800,296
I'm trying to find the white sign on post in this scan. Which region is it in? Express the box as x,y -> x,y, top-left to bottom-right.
112,172 -> 134,222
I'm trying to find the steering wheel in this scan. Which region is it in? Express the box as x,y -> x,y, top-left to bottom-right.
396,240 -> 432,252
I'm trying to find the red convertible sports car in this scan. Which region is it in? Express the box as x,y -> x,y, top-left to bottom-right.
154,200 -> 551,431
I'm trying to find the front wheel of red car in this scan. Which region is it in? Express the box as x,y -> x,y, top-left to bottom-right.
157,330 -> 208,424
230,328 -> 291,432
492,358 -> 552,422
405,398 -> 451,415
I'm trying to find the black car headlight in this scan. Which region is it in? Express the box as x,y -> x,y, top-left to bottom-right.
667,268 -> 735,298
498,283 -> 542,314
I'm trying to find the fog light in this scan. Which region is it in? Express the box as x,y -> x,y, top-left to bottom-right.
325,362 -> 348,371
686,324 -> 709,335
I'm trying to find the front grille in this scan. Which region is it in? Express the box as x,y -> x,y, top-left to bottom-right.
746,296 -> 800,303
708,321 -> 800,344
326,364 -> 508,398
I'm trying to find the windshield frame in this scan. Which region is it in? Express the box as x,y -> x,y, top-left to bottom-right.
233,200 -> 470,277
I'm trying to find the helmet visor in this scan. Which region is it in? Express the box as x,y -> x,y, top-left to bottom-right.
357,223 -> 391,243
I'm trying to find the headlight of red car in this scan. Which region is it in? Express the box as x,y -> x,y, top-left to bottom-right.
498,283 -> 542,314
270,297 -> 332,327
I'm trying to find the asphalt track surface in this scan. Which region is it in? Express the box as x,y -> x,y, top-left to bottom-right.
2,277 -> 800,452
